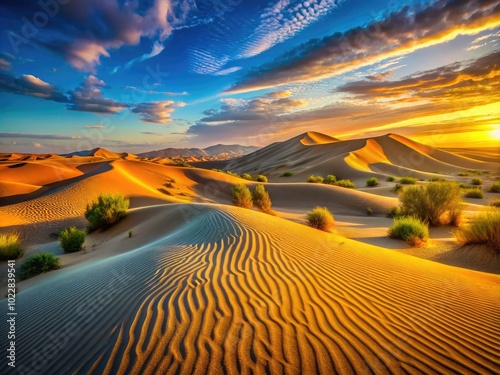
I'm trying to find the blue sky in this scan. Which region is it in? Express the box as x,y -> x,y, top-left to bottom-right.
0,0 -> 499,153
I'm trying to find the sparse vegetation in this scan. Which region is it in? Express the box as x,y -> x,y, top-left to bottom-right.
429,177 -> 446,182
391,184 -> 404,193
400,176 -> 418,184
0,232 -> 25,261
18,253 -> 61,280
489,198 -> 500,208
280,171 -> 294,177
232,184 -> 253,209
489,183 -> 500,193
256,175 -> 268,182
399,181 -> 464,226
252,184 -> 274,214
306,207 -> 334,232
334,179 -> 355,189
324,174 -> 337,184
59,227 -> 86,253
458,172 -> 469,176
464,189 -> 484,199
387,206 -> 402,218
307,175 -> 324,183
386,176 -> 395,182
128,230 -> 133,238
367,207 -> 373,216
241,173 -> 253,181
388,216 -> 429,246
226,171 -> 240,178
366,177 -> 378,187
454,208 -> 500,253
85,194 -> 130,232
471,178 -> 482,186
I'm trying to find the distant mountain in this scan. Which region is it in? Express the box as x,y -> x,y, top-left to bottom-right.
138,144 -> 259,160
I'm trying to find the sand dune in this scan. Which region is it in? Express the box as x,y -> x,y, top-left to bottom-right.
2,204 -> 499,374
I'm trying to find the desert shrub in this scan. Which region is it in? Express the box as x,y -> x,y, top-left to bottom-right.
18,253 -> 61,280
307,175 -> 324,183
226,171 -> 240,178
367,207 -> 373,216
387,206 -> 402,218
386,176 -> 395,182
85,194 -> 130,232
489,198 -> 500,208
128,230 -> 133,238
306,207 -> 334,232
324,174 -> 337,184
232,184 -> 253,209
241,173 -> 253,181
489,183 -> 500,193
464,189 -> 484,199
388,216 -> 429,246
59,227 -> 86,253
334,179 -> 356,189
391,184 -> 404,193
280,171 -> 294,177
471,178 -> 482,185
0,232 -> 25,261
399,181 -> 464,226
429,177 -> 446,182
458,172 -> 469,176
175,161 -> 192,167
366,177 -> 378,187
400,176 -> 418,184
252,184 -> 274,214
454,208 -> 500,253
469,170 -> 482,175
256,175 -> 268,182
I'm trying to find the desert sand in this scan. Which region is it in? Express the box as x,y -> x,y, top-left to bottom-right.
1,132 -> 499,374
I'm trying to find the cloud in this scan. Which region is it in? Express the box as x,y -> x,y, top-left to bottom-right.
140,132 -> 160,135
113,41 -> 166,73
0,132 -> 79,140
365,71 -> 393,81
239,0 -> 341,58
337,50 -> 500,105
465,29 -> 500,51
0,72 -> 68,102
228,0 -> 500,93
7,0 -> 195,72
213,67 -> 242,76
132,101 -> 186,123
125,86 -> 188,96
32,142 -> 43,148
265,90 -> 293,99
84,126 -> 105,129
67,75 -> 129,114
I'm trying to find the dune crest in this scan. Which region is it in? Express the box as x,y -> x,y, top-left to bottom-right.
344,139 -> 392,172
299,131 -> 339,145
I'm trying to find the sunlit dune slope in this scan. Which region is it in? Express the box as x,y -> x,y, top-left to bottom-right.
2,204 -> 499,374
223,132 -> 498,182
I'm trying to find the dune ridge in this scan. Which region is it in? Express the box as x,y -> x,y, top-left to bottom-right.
3,204 -> 499,374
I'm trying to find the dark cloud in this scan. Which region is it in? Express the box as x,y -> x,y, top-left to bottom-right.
228,0 -> 500,93
0,71 -> 68,102
337,50 -> 500,104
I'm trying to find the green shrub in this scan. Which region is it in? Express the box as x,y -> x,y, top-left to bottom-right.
454,208 -> 500,253
252,184 -> 274,214
128,230 -> 133,238
464,189 -> 484,199
0,232 -> 25,261
429,177 -> 446,182
471,178 -> 482,185
388,216 -> 429,246
399,181 -> 464,226
324,174 -> 337,184
400,176 -> 418,184
334,179 -> 356,189
18,253 -> 61,280
232,184 -> 253,209
366,177 -> 378,187
458,172 -> 469,176
307,175 -> 324,183
59,227 -> 86,253
280,171 -> 294,177
386,176 -> 395,182
489,183 -> 500,193
256,175 -> 268,182
489,198 -> 500,208
391,184 -> 404,193
306,207 -> 334,232
226,171 -> 240,178
85,194 -> 130,232
241,173 -> 253,181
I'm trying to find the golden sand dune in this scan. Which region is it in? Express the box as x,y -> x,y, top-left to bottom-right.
3,204 -> 499,374
223,133 -> 498,183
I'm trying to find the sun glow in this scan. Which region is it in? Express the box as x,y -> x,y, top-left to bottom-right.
491,127 -> 500,140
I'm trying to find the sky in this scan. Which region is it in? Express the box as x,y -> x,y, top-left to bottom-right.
0,0 -> 499,154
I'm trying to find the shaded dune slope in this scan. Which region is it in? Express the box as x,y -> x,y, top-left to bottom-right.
2,204 -> 499,374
